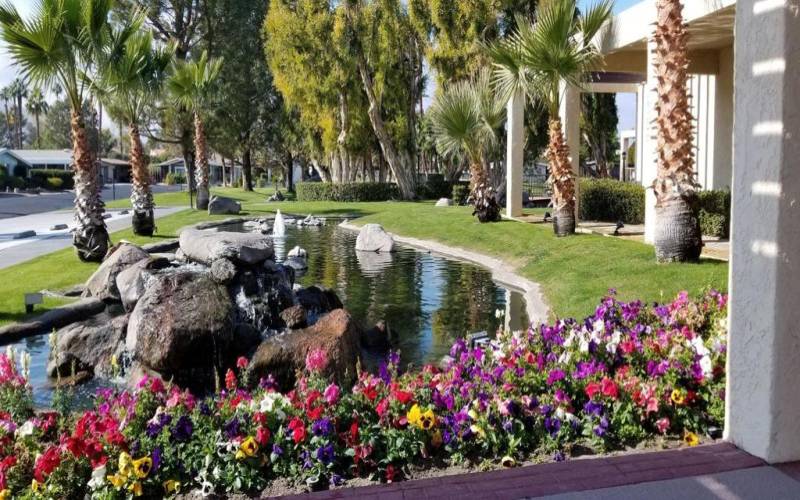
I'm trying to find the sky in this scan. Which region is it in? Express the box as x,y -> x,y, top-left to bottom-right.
0,0 -> 643,140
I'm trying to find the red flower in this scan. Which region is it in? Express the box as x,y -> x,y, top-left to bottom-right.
34,446 -> 61,483
253,412 -> 267,425
376,398 -> 389,418
620,340 -> 636,354
601,377 -> 618,400
287,418 -> 306,444
236,356 -> 248,370
307,406 -> 323,420
585,381 -> 601,399
256,427 -> 270,446
392,389 -> 413,405
362,384 -> 378,401
385,464 -> 397,483
349,420 -> 359,443
225,369 -> 237,391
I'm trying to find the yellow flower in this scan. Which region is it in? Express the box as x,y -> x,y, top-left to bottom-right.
132,456 -> 153,479
0,489 -> 10,500
118,452 -> 133,477
129,480 -> 143,497
671,389 -> 686,405
240,436 -> 259,457
470,424 -> 486,439
163,480 -> 181,494
30,480 -> 41,493
431,430 -> 443,448
683,431 -> 700,447
407,404 -> 422,426
107,473 -> 127,489
467,409 -> 479,421
419,408 -> 436,430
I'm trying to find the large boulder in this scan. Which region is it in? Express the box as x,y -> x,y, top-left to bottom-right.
295,285 -> 343,319
250,309 -> 361,389
47,312 -> 129,380
126,270 -> 234,389
179,229 -> 274,266
116,257 -> 171,312
355,224 -> 395,252
229,266 -> 295,332
83,242 -> 150,301
280,305 -> 307,329
208,196 -> 241,215
435,198 -> 453,207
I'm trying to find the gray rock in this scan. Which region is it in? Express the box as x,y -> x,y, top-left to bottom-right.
284,257 -> 308,271
435,198 -> 453,207
126,270 -> 234,390
50,224 -> 69,231
210,258 -> 238,284
287,245 -> 307,259
295,285 -> 343,319
0,298 -> 106,344
83,242 -> 150,302
116,257 -> 171,312
12,230 -> 36,240
178,229 -> 274,265
355,223 -> 395,252
47,312 -> 129,380
142,239 -> 179,253
267,191 -> 285,202
208,196 -> 241,215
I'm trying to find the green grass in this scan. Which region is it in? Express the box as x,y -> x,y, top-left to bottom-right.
0,187 -> 728,326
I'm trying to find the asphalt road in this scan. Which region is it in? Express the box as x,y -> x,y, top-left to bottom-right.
0,183 -> 182,219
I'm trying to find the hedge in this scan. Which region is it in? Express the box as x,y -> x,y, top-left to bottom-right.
417,173 -> 450,200
295,182 -> 400,202
698,190 -> 731,238
0,172 -> 26,190
451,182 -> 470,205
28,169 -> 74,190
579,178 -> 645,224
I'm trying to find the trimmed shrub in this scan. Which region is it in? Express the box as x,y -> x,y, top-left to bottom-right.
417,173 -> 450,200
698,190 -> 731,238
12,164 -> 26,178
164,172 -> 186,185
0,175 -> 26,190
46,177 -> 64,190
579,178 -> 645,224
29,169 -> 74,190
295,182 -> 399,202
451,182 -> 469,205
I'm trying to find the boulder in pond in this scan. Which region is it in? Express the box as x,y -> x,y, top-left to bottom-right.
179,229 -> 274,265
250,309 -> 361,390
47,312 -> 129,380
280,305 -> 307,329
295,285 -> 343,318
355,224 -> 394,253
126,269 -> 234,390
82,242 -> 150,301
208,195 -> 241,215
116,257 -> 171,312
362,320 -> 391,350
210,258 -> 238,284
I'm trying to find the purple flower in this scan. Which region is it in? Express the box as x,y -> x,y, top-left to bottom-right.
172,415 -> 193,442
330,473 -> 344,486
224,417 -> 240,439
546,369 -> 566,386
378,362 -> 391,385
260,374 -> 278,391
272,443 -> 283,457
315,443 -> 335,464
152,447 -> 162,471
553,450 -> 566,462
312,418 -> 334,437
199,402 -> 211,416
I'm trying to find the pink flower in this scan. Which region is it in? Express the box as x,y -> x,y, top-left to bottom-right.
656,417 -> 670,434
236,356 -> 248,370
324,383 -> 340,405
646,397 -> 659,415
305,348 -> 329,374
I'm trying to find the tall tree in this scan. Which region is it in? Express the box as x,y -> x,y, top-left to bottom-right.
9,77 -> 26,148
490,0 -> 612,236
98,28 -> 173,235
0,0 -> 126,261
168,50 -> 223,210
26,88 -> 48,148
430,68 -> 504,222
0,86 -> 12,147
652,0 -> 702,262
581,92 -> 618,178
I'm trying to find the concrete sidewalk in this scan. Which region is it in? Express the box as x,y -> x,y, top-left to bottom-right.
0,207 -> 183,269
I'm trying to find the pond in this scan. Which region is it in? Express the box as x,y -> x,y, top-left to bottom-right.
11,221 -> 529,407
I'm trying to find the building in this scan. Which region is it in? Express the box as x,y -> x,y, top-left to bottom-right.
154,154 -> 242,185
0,148 -> 130,183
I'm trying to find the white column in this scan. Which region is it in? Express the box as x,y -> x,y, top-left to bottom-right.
506,90 -> 525,218
642,38 -> 658,243
725,1 -> 800,463
559,84 -> 581,219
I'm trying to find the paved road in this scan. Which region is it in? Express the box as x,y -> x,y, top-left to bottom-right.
0,183 -> 182,219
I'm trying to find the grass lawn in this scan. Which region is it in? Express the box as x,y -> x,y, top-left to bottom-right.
0,187 -> 728,326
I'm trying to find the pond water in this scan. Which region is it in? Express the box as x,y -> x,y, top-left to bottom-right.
11,221 -> 529,407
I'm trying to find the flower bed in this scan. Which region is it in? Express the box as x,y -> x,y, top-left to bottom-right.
0,291 -> 727,498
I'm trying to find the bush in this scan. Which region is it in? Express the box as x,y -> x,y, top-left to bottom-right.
417,173 -> 450,200
46,177 -> 64,190
296,182 -> 399,202
451,182 -> 469,205
0,175 -> 26,190
28,169 -> 74,190
698,190 -> 731,238
164,172 -> 186,185
579,179 -> 645,224
256,175 -> 270,189
12,164 -> 26,178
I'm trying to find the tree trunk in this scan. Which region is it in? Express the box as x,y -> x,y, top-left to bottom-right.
547,118 -> 576,236
284,150 -> 294,192
129,123 -> 154,236
194,111 -> 210,209
355,56 -> 416,199
652,0 -> 702,262
16,94 -> 22,148
35,113 -> 40,148
311,159 -> 332,183
71,110 -> 109,261
242,148 -> 253,191
468,159 -> 500,223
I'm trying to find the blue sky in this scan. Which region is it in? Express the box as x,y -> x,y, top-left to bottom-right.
580,0 -> 640,12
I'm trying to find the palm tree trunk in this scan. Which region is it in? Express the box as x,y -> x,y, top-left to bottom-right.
193,111 -> 210,209
547,117 -> 576,236
468,159 -> 500,223
652,0 -> 702,262
129,123 -> 154,236
35,113 -> 40,148
242,148 -> 253,191
71,110 -> 109,262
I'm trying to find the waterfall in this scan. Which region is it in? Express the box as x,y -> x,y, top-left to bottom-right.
272,210 -> 286,238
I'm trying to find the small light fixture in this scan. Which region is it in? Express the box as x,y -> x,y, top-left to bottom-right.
614,220 -> 625,236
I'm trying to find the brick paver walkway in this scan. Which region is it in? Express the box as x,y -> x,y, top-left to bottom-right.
280,443 -> 763,499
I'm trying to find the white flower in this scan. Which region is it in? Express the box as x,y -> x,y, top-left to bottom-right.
690,336 -> 710,357
700,355 -> 713,377
592,319 -> 605,334
495,309 -> 505,319
88,464 -> 106,490
16,420 -> 35,438
605,330 -> 622,354
558,351 -> 571,365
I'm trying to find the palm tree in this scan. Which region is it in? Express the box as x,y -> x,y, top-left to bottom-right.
97,29 -> 173,236
490,0 -> 613,236
429,68 -> 505,223
0,86 -> 12,147
651,0 -> 702,262
26,88 -> 48,148
9,78 -> 26,148
167,51 -> 222,210
0,0 -> 126,261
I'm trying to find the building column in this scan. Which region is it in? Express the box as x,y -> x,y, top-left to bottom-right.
725,1 -> 800,463
642,38 -> 659,243
559,84 -> 581,219
506,90 -> 525,218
